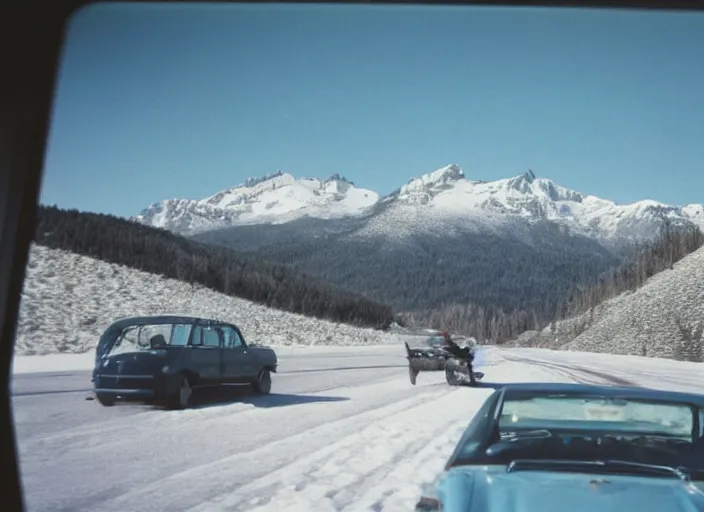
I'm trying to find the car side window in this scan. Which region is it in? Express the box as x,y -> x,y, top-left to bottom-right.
191,326 -> 221,347
202,327 -> 221,348
222,326 -> 243,349
170,324 -> 191,346
190,327 -> 203,346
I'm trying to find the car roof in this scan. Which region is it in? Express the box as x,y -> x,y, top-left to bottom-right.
106,314 -> 231,330
499,381 -> 704,407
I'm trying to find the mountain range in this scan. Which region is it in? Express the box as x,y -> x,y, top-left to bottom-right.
133,165 -> 704,246
132,165 -> 704,322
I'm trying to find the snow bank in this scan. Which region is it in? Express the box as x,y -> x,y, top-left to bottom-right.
15,244 -> 404,356
12,352 -> 96,374
512,245 -> 704,362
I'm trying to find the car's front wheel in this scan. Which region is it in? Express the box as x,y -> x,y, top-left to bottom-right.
96,393 -> 116,406
252,368 -> 272,395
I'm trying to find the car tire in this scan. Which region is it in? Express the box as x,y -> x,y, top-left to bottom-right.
166,374 -> 192,410
445,367 -> 460,386
96,393 -> 116,406
252,368 -> 272,395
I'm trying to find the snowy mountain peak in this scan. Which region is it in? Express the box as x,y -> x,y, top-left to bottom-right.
242,170 -> 287,188
408,164 -> 465,186
396,164 -> 466,204
505,169 -> 537,193
133,170 -> 379,235
325,173 -> 354,185
426,163 -> 464,182
499,172 -> 585,204
321,173 -> 356,195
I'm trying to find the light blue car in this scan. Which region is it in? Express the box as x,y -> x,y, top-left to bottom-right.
415,382 -> 704,512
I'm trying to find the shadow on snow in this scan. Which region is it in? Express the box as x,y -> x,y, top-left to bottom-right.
188,385 -> 350,409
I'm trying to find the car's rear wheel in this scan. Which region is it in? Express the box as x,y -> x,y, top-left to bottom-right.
166,374 -> 192,409
96,393 -> 116,406
252,368 -> 272,395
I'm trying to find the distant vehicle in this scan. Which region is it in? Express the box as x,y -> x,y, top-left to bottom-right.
415,382 -> 704,512
91,315 -> 278,409
405,331 -> 483,386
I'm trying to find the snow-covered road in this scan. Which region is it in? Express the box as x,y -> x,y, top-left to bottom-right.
11,345 -> 704,512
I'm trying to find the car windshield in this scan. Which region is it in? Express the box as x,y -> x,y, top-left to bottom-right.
455,392 -> 703,477
405,334 -> 445,349
499,394 -> 695,438
106,323 -> 192,355
426,336 -> 446,347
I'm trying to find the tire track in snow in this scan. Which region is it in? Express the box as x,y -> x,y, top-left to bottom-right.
189,387 -> 496,512
19,370 -> 408,450
502,355 -> 639,387
499,349 -> 704,394
55,380 -> 453,512
186,360 -> 564,512
351,412 -> 473,512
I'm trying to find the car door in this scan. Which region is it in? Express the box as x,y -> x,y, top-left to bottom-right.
188,325 -> 224,383
221,325 -> 256,382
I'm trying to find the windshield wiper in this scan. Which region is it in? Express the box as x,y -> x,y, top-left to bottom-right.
506,458 -> 690,481
500,429 -> 552,441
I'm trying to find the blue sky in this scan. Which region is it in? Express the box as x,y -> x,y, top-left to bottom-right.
41,2 -> 704,218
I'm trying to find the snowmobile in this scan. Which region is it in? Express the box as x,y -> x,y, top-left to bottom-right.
405,332 -> 484,387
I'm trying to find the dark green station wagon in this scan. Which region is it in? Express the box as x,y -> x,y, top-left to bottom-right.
91,315 -> 278,409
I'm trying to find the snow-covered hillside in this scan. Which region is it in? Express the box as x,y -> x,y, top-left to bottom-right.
513,245 -> 704,362
133,164 -> 704,245
133,171 -> 379,236
15,244 -> 403,355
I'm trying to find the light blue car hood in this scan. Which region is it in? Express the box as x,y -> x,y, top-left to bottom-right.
436,466 -> 704,512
